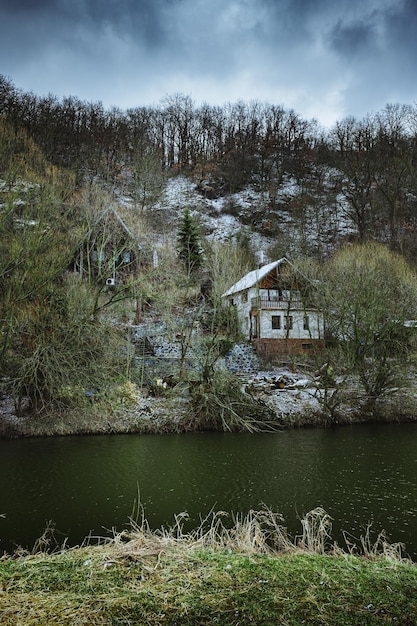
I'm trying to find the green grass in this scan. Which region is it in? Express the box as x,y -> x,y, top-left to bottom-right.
1,509 -> 417,625
1,545 -> 417,625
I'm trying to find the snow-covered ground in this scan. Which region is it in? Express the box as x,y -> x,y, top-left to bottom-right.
245,369 -> 322,419
130,174 -> 359,263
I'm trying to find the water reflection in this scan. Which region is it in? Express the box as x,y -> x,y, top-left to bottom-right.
1,423 -> 417,557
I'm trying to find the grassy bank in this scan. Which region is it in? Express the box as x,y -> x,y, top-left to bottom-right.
1,509 -> 416,625
3,374 -> 417,438
0,394 -> 191,439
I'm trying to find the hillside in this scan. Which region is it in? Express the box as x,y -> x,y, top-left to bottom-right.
2,81 -> 417,433
2,75 -> 417,264
124,173 -> 356,265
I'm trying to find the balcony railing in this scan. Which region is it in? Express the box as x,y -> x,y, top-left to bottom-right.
251,297 -> 304,311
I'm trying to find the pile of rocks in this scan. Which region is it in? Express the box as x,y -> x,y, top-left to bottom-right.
244,370 -> 321,421
246,372 -> 311,394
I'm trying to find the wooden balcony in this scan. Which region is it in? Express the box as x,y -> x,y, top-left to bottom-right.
251,297 -> 304,311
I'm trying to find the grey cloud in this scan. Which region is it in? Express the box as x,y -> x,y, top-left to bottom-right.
0,0 -> 171,44
386,0 -> 417,55
0,0 -> 58,12
0,0 -> 416,126
329,19 -> 376,57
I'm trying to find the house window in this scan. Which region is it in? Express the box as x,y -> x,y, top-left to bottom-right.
303,315 -> 310,330
271,315 -> 281,330
284,316 -> 293,330
241,291 -> 248,303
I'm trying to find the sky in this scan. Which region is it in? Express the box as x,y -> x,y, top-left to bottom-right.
1,0 -> 417,128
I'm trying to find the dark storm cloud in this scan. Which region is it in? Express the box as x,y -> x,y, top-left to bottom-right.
1,0 -> 416,126
387,0 -> 417,58
76,0 -> 171,45
329,20 -> 375,57
0,0 -> 58,12
0,0 -> 171,48
326,2 -> 416,60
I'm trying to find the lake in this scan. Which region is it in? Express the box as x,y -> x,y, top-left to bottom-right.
1,422 -> 417,557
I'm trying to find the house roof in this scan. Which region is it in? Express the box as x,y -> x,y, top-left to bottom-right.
78,205 -> 141,249
222,257 -> 290,297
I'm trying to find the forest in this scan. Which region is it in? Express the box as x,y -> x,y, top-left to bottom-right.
2,74 -> 417,255
1,73 -> 417,430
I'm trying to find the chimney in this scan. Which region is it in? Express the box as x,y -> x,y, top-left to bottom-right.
255,250 -> 265,268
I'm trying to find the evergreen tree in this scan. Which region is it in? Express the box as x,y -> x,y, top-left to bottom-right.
177,208 -> 203,276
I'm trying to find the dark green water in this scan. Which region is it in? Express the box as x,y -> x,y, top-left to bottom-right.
1,422 -> 417,556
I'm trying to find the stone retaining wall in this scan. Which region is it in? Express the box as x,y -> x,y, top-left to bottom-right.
223,343 -> 262,375
130,324 -> 263,380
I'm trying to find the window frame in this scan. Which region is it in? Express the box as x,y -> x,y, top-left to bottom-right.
271,315 -> 281,330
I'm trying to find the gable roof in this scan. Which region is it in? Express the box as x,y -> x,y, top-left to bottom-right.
222,257 -> 290,297
83,206 -> 135,241
77,205 -> 142,250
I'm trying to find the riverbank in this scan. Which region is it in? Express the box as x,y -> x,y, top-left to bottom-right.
1,508 -> 416,625
2,366 -> 417,438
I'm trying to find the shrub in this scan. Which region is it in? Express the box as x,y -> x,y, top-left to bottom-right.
187,371 -> 277,432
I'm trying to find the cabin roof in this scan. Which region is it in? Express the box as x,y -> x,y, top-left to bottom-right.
77,205 -> 141,249
84,206 -> 135,240
222,257 -> 290,297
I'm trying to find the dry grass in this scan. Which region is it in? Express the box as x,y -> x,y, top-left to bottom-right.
113,505 -> 295,559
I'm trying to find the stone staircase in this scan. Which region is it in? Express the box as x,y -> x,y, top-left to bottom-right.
134,337 -> 155,356
224,343 -> 261,377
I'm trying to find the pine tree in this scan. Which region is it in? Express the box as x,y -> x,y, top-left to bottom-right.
177,208 -> 203,276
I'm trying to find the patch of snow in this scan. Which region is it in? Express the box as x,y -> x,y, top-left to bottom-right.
161,176 -> 199,208
118,195 -> 134,207
204,213 -> 243,241
276,177 -> 303,198
209,197 -> 226,213
229,187 -> 269,209
113,170 -> 360,259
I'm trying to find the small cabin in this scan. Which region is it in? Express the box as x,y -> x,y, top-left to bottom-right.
73,206 -> 141,286
222,257 -> 324,356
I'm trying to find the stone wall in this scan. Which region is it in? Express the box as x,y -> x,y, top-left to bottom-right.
129,322 -> 168,342
223,343 -> 262,375
130,324 -> 263,380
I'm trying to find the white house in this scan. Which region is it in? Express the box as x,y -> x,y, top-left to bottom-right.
222,257 -> 325,356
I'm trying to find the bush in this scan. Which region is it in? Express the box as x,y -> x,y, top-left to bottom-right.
187,372 -> 277,432
319,242 -> 417,404
4,277 -> 126,413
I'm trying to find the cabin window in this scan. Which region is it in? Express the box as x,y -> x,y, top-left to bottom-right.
284,316 -> 293,330
271,315 -> 281,329
92,250 -> 105,263
241,291 -> 248,303
303,315 -> 310,330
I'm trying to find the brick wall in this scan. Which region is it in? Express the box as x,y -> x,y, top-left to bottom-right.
252,338 -> 325,357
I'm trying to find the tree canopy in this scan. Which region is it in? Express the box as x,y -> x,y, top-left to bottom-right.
320,242 -> 417,400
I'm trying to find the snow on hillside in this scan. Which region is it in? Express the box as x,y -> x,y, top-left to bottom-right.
2,167 -> 359,263
143,175 -> 359,262
142,175 -> 274,256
